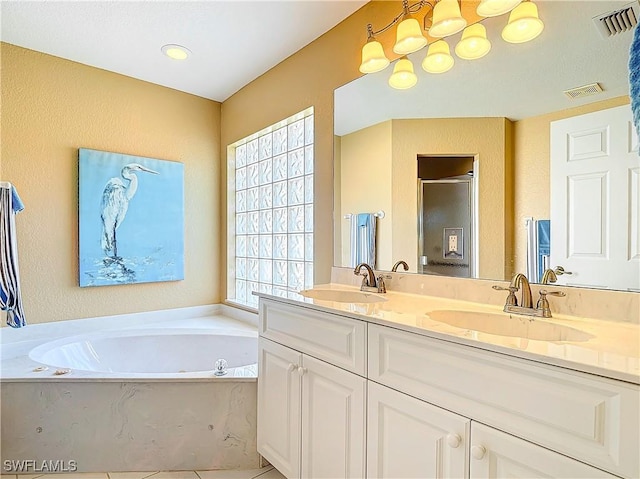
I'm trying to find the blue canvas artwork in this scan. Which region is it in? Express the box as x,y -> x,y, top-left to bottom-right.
79,148 -> 184,287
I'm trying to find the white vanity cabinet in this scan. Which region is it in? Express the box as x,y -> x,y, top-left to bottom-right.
367,380 -> 618,479
369,324 -> 639,479
258,299 -> 367,479
257,297 -> 639,479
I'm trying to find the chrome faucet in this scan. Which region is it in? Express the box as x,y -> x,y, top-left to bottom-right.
354,263 -> 386,293
392,260 -> 409,272
493,272 -> 565,318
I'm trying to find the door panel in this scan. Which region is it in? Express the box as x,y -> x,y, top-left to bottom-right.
367,381 -> 469,479
470,423 -> 617,479
258,338 -> 302,479
550,104 -> 640,290
301,355 -> 366,479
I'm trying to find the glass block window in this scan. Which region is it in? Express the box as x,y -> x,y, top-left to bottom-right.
228,108 -> 314,308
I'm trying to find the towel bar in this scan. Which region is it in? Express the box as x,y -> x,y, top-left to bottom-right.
343,210 -> 385,220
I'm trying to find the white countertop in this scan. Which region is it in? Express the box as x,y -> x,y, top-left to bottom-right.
256,284 -> 640,385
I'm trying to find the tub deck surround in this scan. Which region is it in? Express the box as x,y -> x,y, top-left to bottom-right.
1,306 -> 261,473
256,284 -> 640,384
2,380 -> 260,472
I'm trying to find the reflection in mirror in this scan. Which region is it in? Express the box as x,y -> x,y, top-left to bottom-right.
333,1 -> 639,291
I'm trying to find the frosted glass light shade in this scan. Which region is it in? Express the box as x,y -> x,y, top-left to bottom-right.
393,17 -> 428,55
388,58 -> 418,89
502,1 -> 544,43
360,40 -> 390,73
455,24 -> 492,60
477,0 -> 522,17
429,0 -> 467,38
422,40 -> 454,73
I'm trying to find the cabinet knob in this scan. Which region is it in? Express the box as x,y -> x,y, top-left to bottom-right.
446,434 -> 462,448
297,366 -> 307,376
287,363 -> 297,373
471,445 -> 487,460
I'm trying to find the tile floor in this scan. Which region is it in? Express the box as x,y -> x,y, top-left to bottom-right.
2,466 -> 285,479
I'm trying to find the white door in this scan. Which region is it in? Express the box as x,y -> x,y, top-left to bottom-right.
470,422 -> 617,478
550,104 -> 640,290
300,354 -> 366,479
257,338 -> 302,479
367,381 -> 469,479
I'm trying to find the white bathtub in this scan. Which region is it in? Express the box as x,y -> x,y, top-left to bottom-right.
29,328 -> 258,376
1,305 -> 261,473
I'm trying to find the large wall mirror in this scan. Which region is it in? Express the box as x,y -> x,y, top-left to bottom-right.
333,0 -> 639,291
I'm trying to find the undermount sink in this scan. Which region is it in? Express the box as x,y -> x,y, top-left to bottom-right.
428,310 -> 594,342
299,289 -> 388,304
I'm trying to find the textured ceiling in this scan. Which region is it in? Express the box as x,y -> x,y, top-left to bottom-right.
1,0 -> 368,102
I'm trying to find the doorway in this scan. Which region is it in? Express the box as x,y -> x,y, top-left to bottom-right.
418,156 -> 476,278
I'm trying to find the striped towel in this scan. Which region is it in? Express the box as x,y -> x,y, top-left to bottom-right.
630,24 -> 640,144
0,183 -> 26,327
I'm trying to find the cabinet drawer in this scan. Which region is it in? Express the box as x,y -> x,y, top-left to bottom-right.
369,324 -> 639,478
260,298 -> 366,375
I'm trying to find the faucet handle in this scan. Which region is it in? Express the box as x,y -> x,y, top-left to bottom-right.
492,285 -> 518,292
536,290 -> 566,318
538,289 -> 566,298
492,285 -> 518,306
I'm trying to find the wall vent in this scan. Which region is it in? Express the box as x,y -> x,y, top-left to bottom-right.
592,1 -> 639,37
563,83 -> 604,100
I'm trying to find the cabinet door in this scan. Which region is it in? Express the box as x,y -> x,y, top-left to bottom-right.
368,381 -> 469,479
300,355 -> 366,479
258,338 -> 302,479
470,423 -> 618,479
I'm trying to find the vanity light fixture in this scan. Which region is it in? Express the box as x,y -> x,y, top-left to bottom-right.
360,25 -> 391,73
455,23 -> 492,60
501,1 -> 544,43
422,40 -> 455,73
429,0 -> 467,38
358,0 -> 544,89
477,0 -> 522,17
394,2 -> 429,54
161,44 -> 191,60
388,57 -> 418,89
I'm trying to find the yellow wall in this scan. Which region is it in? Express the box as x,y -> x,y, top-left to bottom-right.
1,43 -> 221,324
512,95 -> 630,274
339,121 -> 393,269
220,1 -> 403,292
337,117 -> 512,278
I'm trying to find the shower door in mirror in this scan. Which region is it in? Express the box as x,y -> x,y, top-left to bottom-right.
419,177 -> 475,278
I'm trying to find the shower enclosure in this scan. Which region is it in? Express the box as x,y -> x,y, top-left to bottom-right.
418,156 -> 476,278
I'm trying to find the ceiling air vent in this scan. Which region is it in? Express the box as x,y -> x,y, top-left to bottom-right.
563,83 -> 604,100
593,1 -> 639,38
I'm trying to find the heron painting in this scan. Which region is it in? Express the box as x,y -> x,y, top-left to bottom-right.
79,148 -> 184,287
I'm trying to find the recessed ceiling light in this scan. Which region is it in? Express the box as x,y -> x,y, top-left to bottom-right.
161,44 -> 191,60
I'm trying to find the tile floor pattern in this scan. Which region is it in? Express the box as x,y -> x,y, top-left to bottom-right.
2,466 -> 285,479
